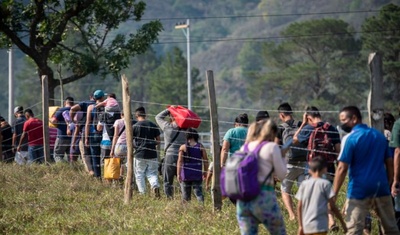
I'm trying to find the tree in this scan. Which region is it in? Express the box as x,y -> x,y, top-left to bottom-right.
248,19 -> 366,110
148,47 -> 206,127
0,1 -> 162,105
361,3 -> 400,110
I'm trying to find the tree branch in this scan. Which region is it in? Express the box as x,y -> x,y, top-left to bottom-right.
61,73 -> 89,85
29,0 -> 45,49
44,0 -> 95,55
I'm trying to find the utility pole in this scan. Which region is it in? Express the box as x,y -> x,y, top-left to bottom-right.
175,19 -> 191,110
8,46 -> 14,123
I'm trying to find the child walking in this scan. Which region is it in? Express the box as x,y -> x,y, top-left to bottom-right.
177,128 -> 209,202
296,157 -> 346,235
95,92 -> 120,113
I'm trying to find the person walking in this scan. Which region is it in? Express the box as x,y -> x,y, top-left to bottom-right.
133,107 -> 161,197
275,102 -> 308,221
221,113 -> 248,167
12,106 -> 28,165
333,106 -> 399,235
51,97 -> 74,163
156,108 -> 186,199
236,120 -> 287,235
17,109 -> 44,164
177,128 -> 208,203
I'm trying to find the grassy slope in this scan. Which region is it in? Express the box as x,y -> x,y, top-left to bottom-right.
0,163 -> 381,234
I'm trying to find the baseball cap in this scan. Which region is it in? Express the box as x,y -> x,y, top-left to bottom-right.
14,106 -> 23,114
256,111 -> 270,122
93,90 -> 106,100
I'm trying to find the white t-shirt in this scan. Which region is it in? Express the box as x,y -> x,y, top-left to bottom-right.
242,141 -> 287,185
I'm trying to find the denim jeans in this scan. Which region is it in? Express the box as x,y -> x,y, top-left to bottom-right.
180,180 -> 204,202
89,133 -> 102,177
28,145 -> 44,164
134,158 -> 159,193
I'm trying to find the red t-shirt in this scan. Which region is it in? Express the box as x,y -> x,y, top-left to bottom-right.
23,118 -> 44,146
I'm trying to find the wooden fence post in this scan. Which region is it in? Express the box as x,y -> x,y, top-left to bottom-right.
42,75 -> 50,163
122,74 -> 134,204
206,70 -> 222,211
368,52 -> 384,133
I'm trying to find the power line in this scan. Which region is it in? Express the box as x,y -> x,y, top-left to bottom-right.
154,29 -> 400,45
140,9 -> 382,21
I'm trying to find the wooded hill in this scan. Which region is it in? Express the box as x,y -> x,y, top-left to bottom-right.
0,0 -> 397,128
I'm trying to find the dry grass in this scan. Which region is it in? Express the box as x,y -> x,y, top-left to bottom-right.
0,163 -> 380,234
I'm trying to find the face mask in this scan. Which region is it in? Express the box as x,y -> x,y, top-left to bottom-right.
341,123 -> 353,133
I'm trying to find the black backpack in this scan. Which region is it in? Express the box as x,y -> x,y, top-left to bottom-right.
93,106 -> 121,140
280,120 -> 307,162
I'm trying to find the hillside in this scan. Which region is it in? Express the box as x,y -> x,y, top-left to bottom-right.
0,0 -> 395,122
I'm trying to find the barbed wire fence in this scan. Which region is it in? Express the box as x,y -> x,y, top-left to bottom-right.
0,59 -> 387,224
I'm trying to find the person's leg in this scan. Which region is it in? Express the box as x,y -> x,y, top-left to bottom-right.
373,195 -> 400,235
237,200 -> 259,235
134,158 -> 147,194
53,137 -> 64,162
192,180 -> 204,203
180,181 -> 192,202
27,146 -> 35,165
344,198 -> 370,235
253,190 -> 286,235
146,158 -> 160,191
163,155 -> 177,199
280,165 -> 303,220
89,134 -> 102,178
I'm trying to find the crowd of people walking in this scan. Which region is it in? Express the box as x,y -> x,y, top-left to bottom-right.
1,92 -> 400,235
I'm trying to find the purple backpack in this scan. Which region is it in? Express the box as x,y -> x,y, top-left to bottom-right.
180,143 -> 203,181
221,141 -> 270,201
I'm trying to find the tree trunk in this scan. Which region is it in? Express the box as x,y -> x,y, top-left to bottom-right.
38,65 -> 56,106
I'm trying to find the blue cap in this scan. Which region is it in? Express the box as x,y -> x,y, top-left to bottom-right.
93,90 -> 105,100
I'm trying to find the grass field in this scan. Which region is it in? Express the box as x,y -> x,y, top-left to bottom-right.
0,163 -> 380,234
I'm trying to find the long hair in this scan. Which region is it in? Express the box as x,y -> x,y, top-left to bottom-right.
258,120 -> 278,142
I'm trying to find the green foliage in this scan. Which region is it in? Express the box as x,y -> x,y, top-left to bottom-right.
147,47 -> 207,128
0,0 -> 163,104
361,3 -> 400,111
247,19 -> 367,111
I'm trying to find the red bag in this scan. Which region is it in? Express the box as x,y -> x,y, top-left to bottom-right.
168,106 -> 201,129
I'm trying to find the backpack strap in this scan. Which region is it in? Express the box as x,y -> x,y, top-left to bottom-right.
164,128 -> 181,155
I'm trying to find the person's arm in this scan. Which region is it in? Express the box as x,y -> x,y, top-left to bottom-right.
297,201 -> 304,235
220,140 -> 230,167
205,169 -> 213,190
95,100 -> 106,108
85,105 -> 93,146
156,136 -> 161,161
328,198 -> 347,233
12,132 -> 17,153
69,104 -> 81,123
177,145 -> 185,182
155,109 -> 170,130
17,131 -> 26,152
271,144 -> 287,181
201,144 -> 209,179
333,161 -> 348,200
392,147 -> 400,196
293,112 -> 308,144
70,124 -> 80,152
386,157 -> 394,187
110,123 -> 120,157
